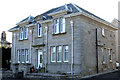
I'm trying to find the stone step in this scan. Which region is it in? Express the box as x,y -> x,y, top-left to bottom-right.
25,73 -> 66,78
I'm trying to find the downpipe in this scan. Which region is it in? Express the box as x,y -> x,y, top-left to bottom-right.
70,20 -> 74,76
95,28 -> 99,73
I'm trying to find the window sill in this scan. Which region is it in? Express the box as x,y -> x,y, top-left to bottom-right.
51,61 -> 56,63
57,61 -> 62,63
24,38 -> 28,40
19,39 -> 23,41
19,39 -> 28,41
63,61 -> 68,63
52,32 -> 66,36
21,62 -> 25,64
26,61 -> 29,63
36,36 -> 42,38
24,63 -> 31,65
102,62 -> 107,65
102,35 -> 105,37
110,60 -> 112,62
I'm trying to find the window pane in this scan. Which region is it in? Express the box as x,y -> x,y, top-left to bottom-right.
22,50 -> 24,63
102,28 -> 105,36
60,18 -> 65,33
24,27 -> 28,39
25,49 -> 29,62
63,46 -> 68,62
51,47 -> 56,62
110,49 -> 112,61
20,28 -> 23,40
57,46 -> 62,62
54,19 -> 59,34
38,24 -> 42,37
17,50 -> 20,62
103,49 -> 107,63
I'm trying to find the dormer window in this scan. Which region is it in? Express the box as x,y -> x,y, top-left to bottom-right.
37,23 -> 42,37
53,17 -> 66,34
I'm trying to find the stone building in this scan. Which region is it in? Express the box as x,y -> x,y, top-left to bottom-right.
112,19 -> 119,63
9,3 -> 117,76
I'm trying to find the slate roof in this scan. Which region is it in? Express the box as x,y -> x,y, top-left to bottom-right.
9,3 -> 115,31
36,3 -> 110,24
9,16 -> 34,31
19,16 -> 34,23
8,25 -> 19,32
39,3 -> 79,20
116,19 -> 120,23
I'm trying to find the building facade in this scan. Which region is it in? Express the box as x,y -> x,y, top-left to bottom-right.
9,3 -> 117,76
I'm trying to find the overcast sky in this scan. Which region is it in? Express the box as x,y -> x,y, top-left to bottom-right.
0,0 -> 119,43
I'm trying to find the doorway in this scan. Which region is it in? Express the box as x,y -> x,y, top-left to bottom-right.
37,50 -> 43,68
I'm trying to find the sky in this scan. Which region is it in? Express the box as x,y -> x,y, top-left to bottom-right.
0,0 -> 119,43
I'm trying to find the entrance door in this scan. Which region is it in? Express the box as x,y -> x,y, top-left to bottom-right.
38,50 -> 43,68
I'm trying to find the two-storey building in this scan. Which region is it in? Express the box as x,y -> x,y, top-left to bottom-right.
9,3 -> 117,76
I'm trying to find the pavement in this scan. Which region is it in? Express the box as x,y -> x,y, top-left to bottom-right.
1,70 -> 120,80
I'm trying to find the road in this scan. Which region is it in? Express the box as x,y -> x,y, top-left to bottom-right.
82,70 -> 120,80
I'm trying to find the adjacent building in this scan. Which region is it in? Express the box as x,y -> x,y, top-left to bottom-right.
112,19 -> 120,63
9,3 -> 117,76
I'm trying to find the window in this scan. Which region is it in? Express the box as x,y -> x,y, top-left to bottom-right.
109,49 -> 112,62
54,18 -> 66,34
103,48 -> 107,64
21,49 -> 25,63
25,49 -> 29,63
37,24 -> 42,37
24,27 -> 28,39
60,18 -> 65,33
102,28 -> 105,36
57,46 -> 62,62
51,47 -> 56,62
17,50 -> 20,63
63,46 -> 69,62
20,27 -> 23,40
54,19 -> 59,34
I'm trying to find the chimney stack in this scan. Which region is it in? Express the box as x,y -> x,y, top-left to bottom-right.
1,31 -> 6,41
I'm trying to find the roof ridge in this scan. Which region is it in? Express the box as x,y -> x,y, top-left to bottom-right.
70,3 -> 82,12
64,4 -> 69,10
